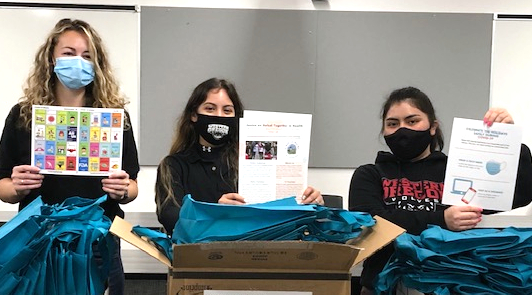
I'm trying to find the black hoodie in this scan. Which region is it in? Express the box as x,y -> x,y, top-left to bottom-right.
349,145 -> 532,288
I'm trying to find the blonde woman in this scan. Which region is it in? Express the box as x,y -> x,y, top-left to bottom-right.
0,18 -> 139,295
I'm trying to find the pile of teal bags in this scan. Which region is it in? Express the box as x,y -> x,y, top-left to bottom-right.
0,196 -> 114,295
133,195 -> 375,261
375,225 -> 532,295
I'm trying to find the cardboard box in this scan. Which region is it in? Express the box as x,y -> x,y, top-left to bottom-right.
110,215 -> 404,295
396,281 -> 426,295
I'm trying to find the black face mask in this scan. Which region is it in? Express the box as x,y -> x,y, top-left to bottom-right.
193,114 -> 237,146
384,127 -> 433,161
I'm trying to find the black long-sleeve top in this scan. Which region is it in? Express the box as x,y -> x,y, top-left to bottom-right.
155,143 -> 235,233
0,104 -> 140,219
349,144 -> 532,288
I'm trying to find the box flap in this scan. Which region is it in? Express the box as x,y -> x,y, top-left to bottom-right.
173,240 -> 359,272
477,202 -> 532,228
109,216 -> 172,267
349,215 -> 405,265
109,215 -> 404,271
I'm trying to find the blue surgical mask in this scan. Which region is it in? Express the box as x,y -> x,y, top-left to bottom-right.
54,56 -> 95,90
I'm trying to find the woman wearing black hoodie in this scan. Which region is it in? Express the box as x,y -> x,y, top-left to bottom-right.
349,87 -> 532,294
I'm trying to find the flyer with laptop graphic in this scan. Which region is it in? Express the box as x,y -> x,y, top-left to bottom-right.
31,105 -> 124,176
442,118 -> 522,211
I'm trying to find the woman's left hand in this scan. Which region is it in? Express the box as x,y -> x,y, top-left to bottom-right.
102,170 -> 130,201
301,186 -> 324,205
484,108 -> 514,126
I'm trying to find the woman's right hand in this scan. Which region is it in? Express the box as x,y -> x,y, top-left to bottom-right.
11,165 -> 43,197
443,205 -> 483,231
218,193 -> 246,205
483,107 -> 514,126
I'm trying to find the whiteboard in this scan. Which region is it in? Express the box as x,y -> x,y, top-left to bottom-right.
491,18 -> 532,147
0,7 -> 139,212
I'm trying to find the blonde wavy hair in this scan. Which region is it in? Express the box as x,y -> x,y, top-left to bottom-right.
18,18 -> 129,130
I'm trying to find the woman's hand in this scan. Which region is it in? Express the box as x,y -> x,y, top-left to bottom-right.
484,108 -> 514,126
218,193 -> 246,205
102,170 -> 130,201
444,205 -> 483,231
301,186 -> 324,205
11,165 -> 43,197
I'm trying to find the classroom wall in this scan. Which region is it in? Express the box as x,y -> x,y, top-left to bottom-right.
1,0 -> 532,217
139,8 -> 493,168
0,6 -> 140,214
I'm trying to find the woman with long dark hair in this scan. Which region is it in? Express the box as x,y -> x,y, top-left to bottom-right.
155,78 -> 323,233
349,86 -> 532,294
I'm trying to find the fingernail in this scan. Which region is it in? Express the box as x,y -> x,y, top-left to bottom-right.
483,118 -> 487,124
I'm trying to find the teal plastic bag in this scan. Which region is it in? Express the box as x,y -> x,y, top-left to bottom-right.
173,195 -> 375,244
376,226 -> 532,295
132,225 -> 174,259
0,195 -> 113,295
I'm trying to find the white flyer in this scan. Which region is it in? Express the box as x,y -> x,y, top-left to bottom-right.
31,105 -> 124,176
205,291 -> 311,295
238,110 -> 312,204
442,118 -> 522,211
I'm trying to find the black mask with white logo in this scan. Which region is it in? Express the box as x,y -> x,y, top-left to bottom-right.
193,114 -> 237,146
384,127 -> 433,161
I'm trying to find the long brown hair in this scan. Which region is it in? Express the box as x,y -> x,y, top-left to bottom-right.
156,78 -> 244,214
18,18 -> 129,130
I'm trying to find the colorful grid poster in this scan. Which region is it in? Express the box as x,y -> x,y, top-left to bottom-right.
32,105 -> 124,176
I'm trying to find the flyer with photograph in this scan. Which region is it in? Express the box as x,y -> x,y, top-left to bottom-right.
238,110 -> 312,204
31,105 -> 124,176
442,118 -> 522,211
